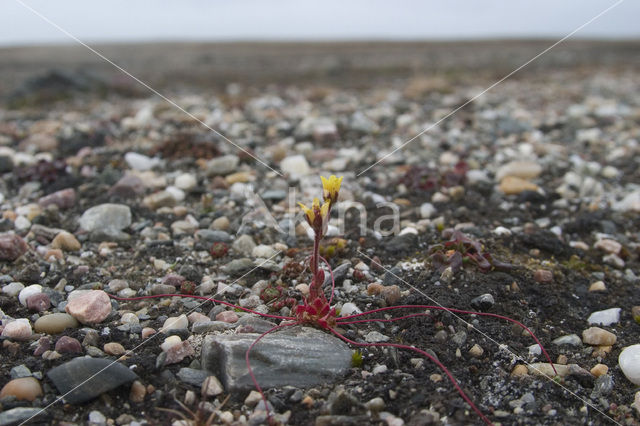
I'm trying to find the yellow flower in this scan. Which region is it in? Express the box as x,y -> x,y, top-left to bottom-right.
321,175 -> 343,205
299,197 -> 331,234
298,200 -> 316,224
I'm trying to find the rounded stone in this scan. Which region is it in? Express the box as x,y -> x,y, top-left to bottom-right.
619,344 -> 640,385
34,313 -> 79,334
26,293 -> 50,312
0,377 -> 43,401
51,231 -> 81,252
55,336 -> 83,354
1,319 -> 32,340
104,342 -> 126,356
582,327 -> 616,346
18,284 -> 42,306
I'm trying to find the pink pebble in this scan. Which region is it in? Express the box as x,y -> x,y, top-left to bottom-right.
38,188 -> 76,209
55,336 -> 83,354
0,233 -> 28,261
164,340 -> 194,365
66,290 -> 112,324
26,293 -> 51,312
1,320 -> 32,341
215,311 -> 239,323
141,327 -> 156,339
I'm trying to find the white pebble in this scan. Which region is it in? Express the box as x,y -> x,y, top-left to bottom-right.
340,302 -> 361,317
587,308 -> 621,326
162,314 -> 188,331
18,284 -> 42,306
160,335 -> 182,352
419,202 -> 436,219
124,152 -> 161,171
2,282 -> 25,297
174,173 -> 197,191
619,345 -> 640,385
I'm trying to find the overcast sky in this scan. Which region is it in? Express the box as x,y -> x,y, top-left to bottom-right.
1,0 -> 638,46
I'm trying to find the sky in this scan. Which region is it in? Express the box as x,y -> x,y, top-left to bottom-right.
0,0 -> 638,46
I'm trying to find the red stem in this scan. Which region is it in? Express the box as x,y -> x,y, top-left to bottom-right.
337,312 -> 432,325
328,327 -> 493,426
245,322 -> 299,425
318,255 -> 335,305
337,304 -> 556,375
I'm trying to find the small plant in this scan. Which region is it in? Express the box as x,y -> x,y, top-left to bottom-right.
113,174 -> 557,425
351,349 -> 364,368
401,161 -> 468,193
428,229 -> 513,274
209,242 -> 229,259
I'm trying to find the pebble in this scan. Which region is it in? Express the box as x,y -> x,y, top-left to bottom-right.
582,327 -> 616,346
1,319 -> 32,340
2,281 -> 24,297
470,293 -> 494,311
125,380 -> 145,404
174,173 -> 197,191
594,239 -> 622,255
252,244 -> 278,258
534,269 -> 554,283
162,314 -> 188,331
177,368 -> 209,386
51,231 -> 81,251
364,331 -> 389,343
211,216 -> 230,230
18,284 -> 42,306
499,176 -> 539,195
552,334 -> 582,346
46,357 -> 138,404
233,234 -> 256,255
496,161 -> 542,181
419,202 -> 436,219
206,155 -> 239,176
0,377 -> 43,401
120,312 -> 139,325
216,311 -> 239,323
201,375 -> 224,396
280,155 -> 310,178
143,191 -> 177,210
340,302 -> 362,317
511,364 -> 529,377
469,344 -> 484,358
613,190 -> 640,212
124,152 -> 162,171
160,335 -> 182,352
590,364 -> 608,377
164,340 -> 195,365
588,281 -> 606,292
79,203 -> 132,233
34,313 -> 79,334
0,233 -> 28,261
65,290 -> 112,324
38,188 -> 76,209
587,308 -> 621,326
55,336 -> 83,354
618,344 -> 640,385
26,293 -> 50,312
104,342 -> 126,356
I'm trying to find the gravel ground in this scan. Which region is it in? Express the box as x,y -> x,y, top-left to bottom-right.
0,41 -> 639,426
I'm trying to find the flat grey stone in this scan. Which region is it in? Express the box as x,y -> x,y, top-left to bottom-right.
201,326 -> 352,392
0,407 -> 49,426
177,367 -> 210,386
47,356 -> 137,404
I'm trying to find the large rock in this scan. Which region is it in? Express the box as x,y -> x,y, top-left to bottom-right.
47,357 -> 137,404
201,326 -> 352,392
